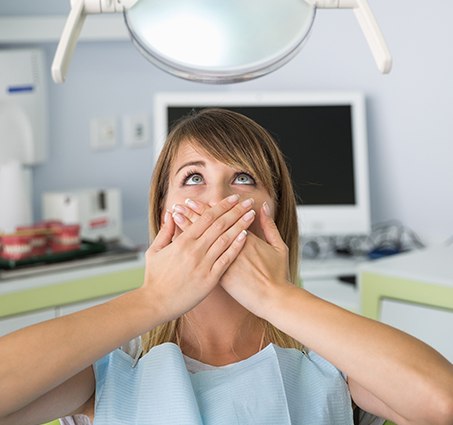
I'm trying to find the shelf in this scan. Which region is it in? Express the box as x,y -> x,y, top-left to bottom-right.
0,15 -> 129,44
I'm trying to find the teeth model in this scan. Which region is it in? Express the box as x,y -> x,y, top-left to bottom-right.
51,224 -> 81,252
1,238 -> 32,260
54,235 -> 79,246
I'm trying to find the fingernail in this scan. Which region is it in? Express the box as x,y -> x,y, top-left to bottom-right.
262,201 -> 271,217
173,204 -> 187,214
236,230 -> 247,242
185,198 -> 200,210
242,210 -> 256,222
172,213 -> 184,224
241,198 -> 254,208
227,194 -> 240,204
164,210 -> 171,223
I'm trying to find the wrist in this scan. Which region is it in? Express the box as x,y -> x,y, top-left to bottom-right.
258,279 -> 296,322
113,287 -> 169,336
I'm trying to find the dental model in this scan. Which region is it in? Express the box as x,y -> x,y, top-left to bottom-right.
50,224 -> 81,253
0,234 -> 33,260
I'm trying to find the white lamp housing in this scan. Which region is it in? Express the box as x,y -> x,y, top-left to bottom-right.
52,0 -> 392,84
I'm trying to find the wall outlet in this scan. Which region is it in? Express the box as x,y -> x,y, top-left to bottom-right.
122,113 -> 149,148
90,117 -> 117,151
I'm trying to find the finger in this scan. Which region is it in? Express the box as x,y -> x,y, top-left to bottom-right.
260,201 -> 285,248
210,228 -> 249,278
172,211 -> 190,231
151,211 -> 176,251
205,208 -> 256,265
198,197 -> 255,247
172,225 -> 183,240
185,198 -> 208,217
185,194 -> 249,240
172,203 -> 200,225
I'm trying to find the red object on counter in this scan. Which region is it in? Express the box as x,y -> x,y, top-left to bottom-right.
38,219 -> 63,228
16,225 -> 49,256
50,224 -> 81,252
0,234 -> 33,260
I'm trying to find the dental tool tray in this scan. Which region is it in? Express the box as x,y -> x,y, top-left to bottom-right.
0,240 -> 141,281
0,239 -> 106,270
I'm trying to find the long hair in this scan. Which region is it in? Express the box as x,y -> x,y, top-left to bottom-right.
142,108 -> 302,353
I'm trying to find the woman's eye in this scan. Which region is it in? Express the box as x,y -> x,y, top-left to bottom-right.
184,173 -> 204,185
234,173 -> 255,185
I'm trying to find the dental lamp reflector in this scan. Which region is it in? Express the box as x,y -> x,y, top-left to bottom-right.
52,0 -> 392,84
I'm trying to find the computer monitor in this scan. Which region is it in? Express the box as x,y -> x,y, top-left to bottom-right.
153,91 -> 370,237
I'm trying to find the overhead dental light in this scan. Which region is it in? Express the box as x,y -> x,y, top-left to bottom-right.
52,0 -> 392,84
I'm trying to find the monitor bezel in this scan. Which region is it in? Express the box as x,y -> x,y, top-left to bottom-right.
153,91 -> 370,237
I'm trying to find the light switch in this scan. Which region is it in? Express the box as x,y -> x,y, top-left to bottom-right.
90,117 -> 117,151
122,113 -> 150,148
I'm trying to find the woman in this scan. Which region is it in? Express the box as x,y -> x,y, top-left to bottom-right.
0,109 -> 452,425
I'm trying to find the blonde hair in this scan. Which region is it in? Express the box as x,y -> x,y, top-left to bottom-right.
142,108 -> 302,353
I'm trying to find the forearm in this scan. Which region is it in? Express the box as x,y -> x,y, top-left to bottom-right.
0,287 -> 163,417
266,284 -> 453,423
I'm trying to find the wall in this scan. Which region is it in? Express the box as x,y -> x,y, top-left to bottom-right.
1,1 -> 452,247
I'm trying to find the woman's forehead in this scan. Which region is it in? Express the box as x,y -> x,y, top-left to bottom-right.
173,140 -> 208,162
168,138 -> 267,180
169,140 -> 211,173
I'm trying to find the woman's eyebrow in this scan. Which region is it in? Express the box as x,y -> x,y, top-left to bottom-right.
175,160 -> 206,176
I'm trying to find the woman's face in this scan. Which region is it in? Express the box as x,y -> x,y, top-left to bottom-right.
163,140 -> 275,238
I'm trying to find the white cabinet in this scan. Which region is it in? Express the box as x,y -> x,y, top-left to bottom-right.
381,299 -> 453,362
302,278 -> 359,312
0,256 -> 144,337
359,245 -> 453,363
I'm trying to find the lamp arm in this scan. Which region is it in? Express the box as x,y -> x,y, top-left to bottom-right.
352,0 -> 392,73
51,0 -> 86,84
310,0 -> 392,73
51,0 -> 138,84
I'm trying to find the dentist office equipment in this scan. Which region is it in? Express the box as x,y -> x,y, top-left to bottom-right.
52,0 -> 392,84
0,49 -> 48,234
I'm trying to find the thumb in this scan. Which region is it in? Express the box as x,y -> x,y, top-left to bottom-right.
151,210 -> 176,251
260,202 -> 284,248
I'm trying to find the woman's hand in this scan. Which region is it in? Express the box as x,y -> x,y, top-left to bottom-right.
220,203 -> 292,319
172,199 -> 292,320
141,194 -> 256,323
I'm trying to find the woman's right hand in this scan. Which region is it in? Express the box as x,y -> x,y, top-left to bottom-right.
141,194 -> 256,323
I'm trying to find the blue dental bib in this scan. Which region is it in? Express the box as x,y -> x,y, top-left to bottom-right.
93,342 -> 353,424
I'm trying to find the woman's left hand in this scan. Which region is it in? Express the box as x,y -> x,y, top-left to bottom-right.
172,200 -> 292,319
220,208 -> 291,319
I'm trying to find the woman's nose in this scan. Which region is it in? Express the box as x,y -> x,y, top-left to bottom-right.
207,185 -> 234,207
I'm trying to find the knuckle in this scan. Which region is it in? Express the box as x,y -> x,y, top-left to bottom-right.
217,253 -> 230,268
217,233 -> 230,248
233,203 -> 245,215
201,210 -> 216,224
190,212 -> 200,223
218,198 -> 237,214
213,217 -> 227,232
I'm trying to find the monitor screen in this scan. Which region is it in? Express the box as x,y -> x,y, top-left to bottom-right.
153,91 -> 370,236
